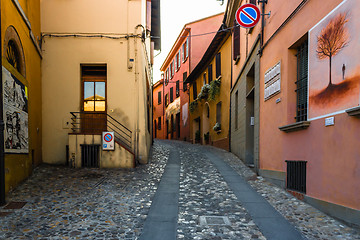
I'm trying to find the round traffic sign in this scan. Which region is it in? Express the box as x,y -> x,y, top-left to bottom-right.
104,133 -> 113,142
235,4 -> 261,28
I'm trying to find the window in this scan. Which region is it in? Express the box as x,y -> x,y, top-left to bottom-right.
183,72 -> 188,91
235,91 -> 238,130
208,64 -> 213,83
250,0 -> 257,5
296,41 -> 308,122
82,65 -> 107,112
183,37 -> 189,62
175,56 -> 178,72
158,116 -> 161,130
203,73 -> 207,85
170,87 -> 174,102
178,51 -> 181,69
216,52 -> 221,78
158,91 -> 161,104
165,69 -> 169,85
165,94 -> 169,107
216,101 -> 222,125
172,60 -> 175,78
233,20 -> 240,61
193,81 -> 197,100
176,80 -> 180,97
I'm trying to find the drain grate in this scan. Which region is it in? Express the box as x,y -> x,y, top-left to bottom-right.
0,212 -> 13,217
199,216 -> 231,226
4,201 -> 27,209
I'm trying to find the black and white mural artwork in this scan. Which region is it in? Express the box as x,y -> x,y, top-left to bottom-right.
2,67 -> 29,153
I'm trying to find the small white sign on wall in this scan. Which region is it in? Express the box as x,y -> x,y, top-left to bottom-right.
102,132 -> 115,150
325,117 -> 335,126
264,62 -> 281,100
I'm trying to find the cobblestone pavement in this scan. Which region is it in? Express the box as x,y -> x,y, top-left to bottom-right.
1,139 -> 360,239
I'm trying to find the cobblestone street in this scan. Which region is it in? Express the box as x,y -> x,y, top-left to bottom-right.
1,140 -> 360,239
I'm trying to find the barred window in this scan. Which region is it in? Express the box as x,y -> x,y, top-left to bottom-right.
295,41 -> 308,122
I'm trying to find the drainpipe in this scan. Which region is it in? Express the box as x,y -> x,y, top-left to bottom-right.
0,1 -> 6,206
134,24 -> 145,164
259,0 -> 267,56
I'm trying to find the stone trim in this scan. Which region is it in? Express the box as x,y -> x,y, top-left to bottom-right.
345,106 -> 360,117
304,195 -> 360,228
258,169 -> 286,188
279,121 -> 310,133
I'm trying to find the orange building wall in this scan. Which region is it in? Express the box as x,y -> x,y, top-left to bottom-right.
259,0 -> 359,210
153,81 -> 165,139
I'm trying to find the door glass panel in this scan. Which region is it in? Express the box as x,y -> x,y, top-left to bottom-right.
95,82 -> 106,100
95,101 -> 106,111
84,101 -> 95,111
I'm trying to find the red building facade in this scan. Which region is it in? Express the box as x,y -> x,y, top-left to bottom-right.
159,13 -> 224,141
153,80 -> 165,139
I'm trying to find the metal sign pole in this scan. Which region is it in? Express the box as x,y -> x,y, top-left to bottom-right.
0,1 -> 6,206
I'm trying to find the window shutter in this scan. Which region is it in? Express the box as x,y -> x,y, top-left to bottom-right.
170,87 -> 174,102
176,80 -> 180,97
233,20 -> 240,60
193,81 -> 197,100
178,51 -> 181,68
208,65 -> 213,83
158,91 -> 161,104
175,57 -> 177,71
183,72 -> 188,91
186,38 -> 189,58
216,53 -> 221,78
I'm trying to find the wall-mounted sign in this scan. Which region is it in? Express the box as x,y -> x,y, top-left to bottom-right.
235,4 -> 261,28
102,132 -> 114,150
264,62 -> 281,100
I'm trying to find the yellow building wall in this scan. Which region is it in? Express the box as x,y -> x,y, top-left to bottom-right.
41,0 -> 152,165
189,35 -> 231,150
1,0 -> 42,194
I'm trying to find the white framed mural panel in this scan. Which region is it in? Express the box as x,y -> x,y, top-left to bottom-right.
2,66 -> 29,153
308,0 -> 360,120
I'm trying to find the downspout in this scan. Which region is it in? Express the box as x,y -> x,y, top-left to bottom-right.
0,1 -> 6,206
229,26 -> 233,153
134,24 -> 147,164
259,0 -> 267,56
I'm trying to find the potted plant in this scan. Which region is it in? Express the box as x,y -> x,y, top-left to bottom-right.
213,122 -> 221,133
189,99 -> 199,113
208,78 -> 221,101
198,84 -> 211,100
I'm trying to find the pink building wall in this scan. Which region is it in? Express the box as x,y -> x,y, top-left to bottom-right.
259,0 -> 360,214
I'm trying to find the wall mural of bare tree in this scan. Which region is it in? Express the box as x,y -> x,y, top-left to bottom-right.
309,0 -> 360,120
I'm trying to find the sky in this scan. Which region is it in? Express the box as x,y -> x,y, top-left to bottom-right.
152,0 -> 228,84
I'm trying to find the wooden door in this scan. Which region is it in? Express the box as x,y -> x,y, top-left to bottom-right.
81,65 -> 107,134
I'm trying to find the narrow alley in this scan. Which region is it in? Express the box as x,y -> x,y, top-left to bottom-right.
1,140 -> 359,239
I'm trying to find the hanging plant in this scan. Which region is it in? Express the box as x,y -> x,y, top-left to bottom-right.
198,84 -> 211,100
208,78 -> 221,101
189,99 -> 199,113
213,122 -> 221,132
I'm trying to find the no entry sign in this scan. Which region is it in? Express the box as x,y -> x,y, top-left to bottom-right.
102,132 -> 115,151
235,4 -> 261,28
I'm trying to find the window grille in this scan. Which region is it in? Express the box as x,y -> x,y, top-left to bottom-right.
81,145 -> 100,168
295,41 -> 308,122
286,160 -> 307,193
